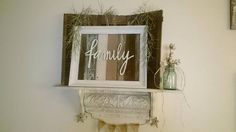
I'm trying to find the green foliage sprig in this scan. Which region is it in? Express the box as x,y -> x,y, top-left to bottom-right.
66,7 -> 117,50
128,5 -> 157,62
66,5 -> 158,65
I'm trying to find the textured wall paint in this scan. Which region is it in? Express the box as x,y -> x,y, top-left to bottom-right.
0,0 -> 235,132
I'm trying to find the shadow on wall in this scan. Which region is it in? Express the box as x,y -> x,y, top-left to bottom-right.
58,88 -> 81,113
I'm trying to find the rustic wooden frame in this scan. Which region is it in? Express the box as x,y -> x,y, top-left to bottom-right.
61,10 -> 163,88
231,0 -> 236,29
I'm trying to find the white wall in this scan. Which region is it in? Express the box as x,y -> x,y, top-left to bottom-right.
0,0 -> 235,132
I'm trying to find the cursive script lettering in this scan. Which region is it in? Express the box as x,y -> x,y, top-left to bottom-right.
85,39 -> 134,75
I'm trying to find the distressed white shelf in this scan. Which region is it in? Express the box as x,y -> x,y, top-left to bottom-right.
55,85 -> 182,93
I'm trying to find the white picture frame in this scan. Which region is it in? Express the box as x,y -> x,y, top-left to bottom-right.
69,26 -> 147,88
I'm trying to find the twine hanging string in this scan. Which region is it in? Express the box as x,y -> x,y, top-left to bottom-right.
153,44 -> 191,132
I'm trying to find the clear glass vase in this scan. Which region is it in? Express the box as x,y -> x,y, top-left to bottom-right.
163,65 -> 177,90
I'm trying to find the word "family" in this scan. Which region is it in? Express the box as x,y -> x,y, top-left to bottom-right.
85,39 -> 134,75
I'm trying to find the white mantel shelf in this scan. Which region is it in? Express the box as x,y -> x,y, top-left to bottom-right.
55,85 -> 182,93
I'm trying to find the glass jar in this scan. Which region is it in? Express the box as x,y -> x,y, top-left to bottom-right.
163,65 -> 177,90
